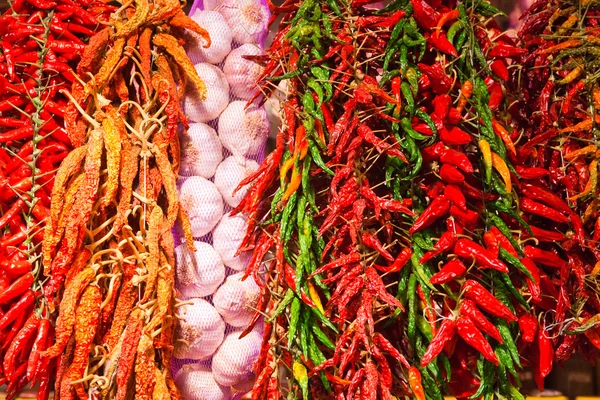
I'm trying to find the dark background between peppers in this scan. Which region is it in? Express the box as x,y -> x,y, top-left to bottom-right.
0,0 -> 597,398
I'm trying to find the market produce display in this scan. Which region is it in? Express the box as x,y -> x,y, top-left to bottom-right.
33,0 -> 210,398
0,0 -> 113,397
173,1 -> 270,398
233,0 -> 600,398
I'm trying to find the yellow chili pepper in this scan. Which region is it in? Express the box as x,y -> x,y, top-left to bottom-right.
282,166 -> 302,201
591,260 -> 600,278
292,362 -> 309,400
491,152 -> 512,193
538,38 -> 581,54
583,199 -> 599,223
478,139 -> 492,184
568,159 -> 598,201
307,282 -> 324,314
557,65 -> 584,84
280,157 -> 295,182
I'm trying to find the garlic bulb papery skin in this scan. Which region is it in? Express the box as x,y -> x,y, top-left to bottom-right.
212,212 -> 251,271
174,298 -> 226,361
223,44 -> 264,100
214,156 -> 259,208
187,10 -> 232,65
179,176 -> 224,238
184,63 -> 230,123
218,101 -> 269,158
213,272 -> 260,327
219,0 -> 269,45
180,123 -> 223,179
212,328 -> 262,387
175,241 -> 225,298
175,364 -> 231,400
202,0 -> 223,10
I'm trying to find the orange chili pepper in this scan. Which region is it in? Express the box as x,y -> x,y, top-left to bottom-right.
307,282 -> 324,314
408,367 -> 426,400
557,65 -> 584,84
456,80 -> 473,113
435,9 -> 459,30
593,86 -> 600,110
568,159 -> 597,201
564,144 -> 597,160
492,119 -> 516,156
479,139 -> 492,183
491,152 -> 512,193
558,116 -> 600,133
282,166 -> 301,201
538,38 -> 582,54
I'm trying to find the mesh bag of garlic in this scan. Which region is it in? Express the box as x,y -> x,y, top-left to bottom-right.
172,1 -> 273,399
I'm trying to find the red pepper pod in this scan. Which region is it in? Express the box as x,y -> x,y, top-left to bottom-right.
440,126 -> 471,146
449,205 -> 479,230
428,31 -> 458,57
439,163 -> 465,184
0,272 -> 34,305
456,316 -> 499,365
27,317 -> 50,382
444,184 -> 466,211
430,259 -> 467,284
460,300 -> 503,343
462,279 -> 517,322
538,325 -> 554,378
409,196 -> 450,234
521,183 -> 573,215
454,238 -> 509,273
440,148 -> 474,173
521,258 -> 541,302
420,231 -> 456,264
422,142 -> 445,162
375,247 -> 412,273
515,166 -> 550,179
490,59 -> 509,81
488,43 -> 528,58
408,366 -> 426,400
417,63 -> 453,94
483,232 -> 499,258
524,245 -> 566,269
410,0 -> 440,30
432,94 -> 452,122
519,314 -> 538,343
521,198 -> 569,224
421,318 -> 456,366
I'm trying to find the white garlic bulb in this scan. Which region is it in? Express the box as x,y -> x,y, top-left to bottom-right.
184,63 -> 230,123
219,0 -> 269,45
187,10 -> 232,65
212,212 -> 251,271
218,101 -> 269,158
212,328 -> 262,387
174,298 -> 226,361
213,272 -> 260,327
213,156 -> 259,208
223,44 -> 264,100
175,364 -> 231,400
179,176 -> 224,238
175,241 -> 225,298
179,123 -> 223,179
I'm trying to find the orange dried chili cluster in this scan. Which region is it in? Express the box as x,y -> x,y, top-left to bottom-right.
39,0 -> 208,398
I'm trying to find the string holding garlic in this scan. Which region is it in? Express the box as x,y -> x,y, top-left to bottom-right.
212,212 -> 251,271
187,10 -> 232,65
218,101 -> 269,158
223,44 -> 265,100
175,241 -> 225,298
214,156 -> 259,208
184,63 -> 230,123
178,176 -> 224,238
174,298 -> 226,361
180,123 -> 223,179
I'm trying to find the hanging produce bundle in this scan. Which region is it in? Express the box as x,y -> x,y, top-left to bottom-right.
235,0 -> 595,398
0,0 -> 113,397
172,1 -> 271,398
514,0 -> 600,377
36,0 -> 209,398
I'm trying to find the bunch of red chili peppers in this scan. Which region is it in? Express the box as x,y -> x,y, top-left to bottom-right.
236,0 -> 600,399
0,0 -> 111,397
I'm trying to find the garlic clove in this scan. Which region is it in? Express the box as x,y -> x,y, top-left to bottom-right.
187,10 -> 232,65
223,44 -> 264,100
180,123 -> 223,179
218,101 -> 269,158
213,272 -> 260,327
175,241 -> 225,298
219,0 -> 269,45
212,212 -> 251,271
213,156 -> 259,208
212,328 -> 262,387
184,63 -> 230,123
174,298 -> 226,361
178,176 -> 224,238
175,364 -> 231,400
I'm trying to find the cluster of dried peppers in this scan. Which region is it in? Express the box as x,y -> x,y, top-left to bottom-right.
236,0 -> 599,398
34,0 -> 209,398
0,0 -> 113,397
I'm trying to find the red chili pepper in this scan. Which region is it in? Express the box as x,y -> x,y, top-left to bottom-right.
454,238 -> 509,273
519,314 -> 538,343
521,198 -> 569,224
421,318 -> 456,366
490,59 -> 509,80
440,126 -> 471,146
483,232 -> 499,258
422,142 -> 445,162
27,317 -> 50,382
456,316 -> 499,365
417,63 -> 453,94
488,82 -> 503,111
444,184 -> 466,211
488,226 -> 517,257
409,196 -> 450,234
0,290 -> 35,330
525,225 -> 565,243
361,232 -> 394,262
4,313 -> 40,380
449,205 -> 479,230
0,259 -> 32,276
515,166 -> 549,179
374,247 -> 412,273
439,163 -> 465,184
440,148 -> 474,173
1,42 -> 16,82
460,300 -> 503,343
522,183 -> 573,216
428,31 -> 458,56
488,43 -> 528,58
0,273 -> 34,305
538,324 -> 554,378
524,245 -> 566,269
462,279 -> 517,322
420,231 -> 456,264
430,259 -> 467,284
0,199 -> 24,231
356,10 -> 405,28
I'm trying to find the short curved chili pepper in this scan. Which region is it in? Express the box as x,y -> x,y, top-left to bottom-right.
409,196 -> 451,234
408,367 -> 426,400
440,148 -> 474,173
519,314 -> 538,343
462,279 -> 517,322
460,299 -> 503,343
430,259 -> 467,284
421,318 -> 456,366
454,238 -> 509,273
440,163 -> 465,184
420,231 -> 457,264
456,316 -> 499,365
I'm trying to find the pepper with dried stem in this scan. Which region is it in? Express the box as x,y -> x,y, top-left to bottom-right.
40,0 -> 207,397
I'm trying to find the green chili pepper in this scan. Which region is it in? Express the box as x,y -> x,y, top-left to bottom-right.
291,0 -> 316,24
299,314 -> 310,356
289,298 -> 302,345
405,67 -> 419,95
472,357 -> 493,399
475,1 -> 506,17
400,44 -> 408,73
311,324 -> 335,350
415,109 -> 438,136
407,274 -> 418,346
416,314 -> 433,341
419,363 -> 444,400
325,0 -> 342,17
454,29 -> 468,54
499,272 -> 529,309
498,248 -> 535,281
307,79 -> 324,105
487,213 -> 523,256
497,320 -> 521,367
310,307 -> 338,333
268,289 -> 295,322
281,192 -> 298,244
412,231 -> 434,250
310,66 -> 333,101
307,331 -> 331,392
447,20 -> 465,44
308,139 -> 334,176
440,354 -> 452,381
411,251 -> 436,291
488,200 -> 533,236
402,117 -> 430,141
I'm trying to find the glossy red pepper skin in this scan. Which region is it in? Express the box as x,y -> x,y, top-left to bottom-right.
409,196 -> 450,234
0,273 -> 34,305
428,31 -> 458,56
538,325 -> 554,378
519,314 -> 538,343
521,198 -> 569,223
460,300 -> 503,343
521,258 -> 542,302
454,238 -> 509,273
420,231 -> 456,264
440,148 -> 474,173
430,259 -> 467,284
524,245 -> 566,269
488,43 -> 527,58
456,316 -> 499,365
462,279 -> 517,322
490,59 -> 509,80
440,126 -> 471,146
444,184 -> 466,211
421,318 -> 456,366
439,163 -> 465,184
521,183 -> 573,216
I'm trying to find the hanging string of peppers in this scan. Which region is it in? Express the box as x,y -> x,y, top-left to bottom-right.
34,0 -> 210,398
236,0 -> 598,398
0,0 -> 113,397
